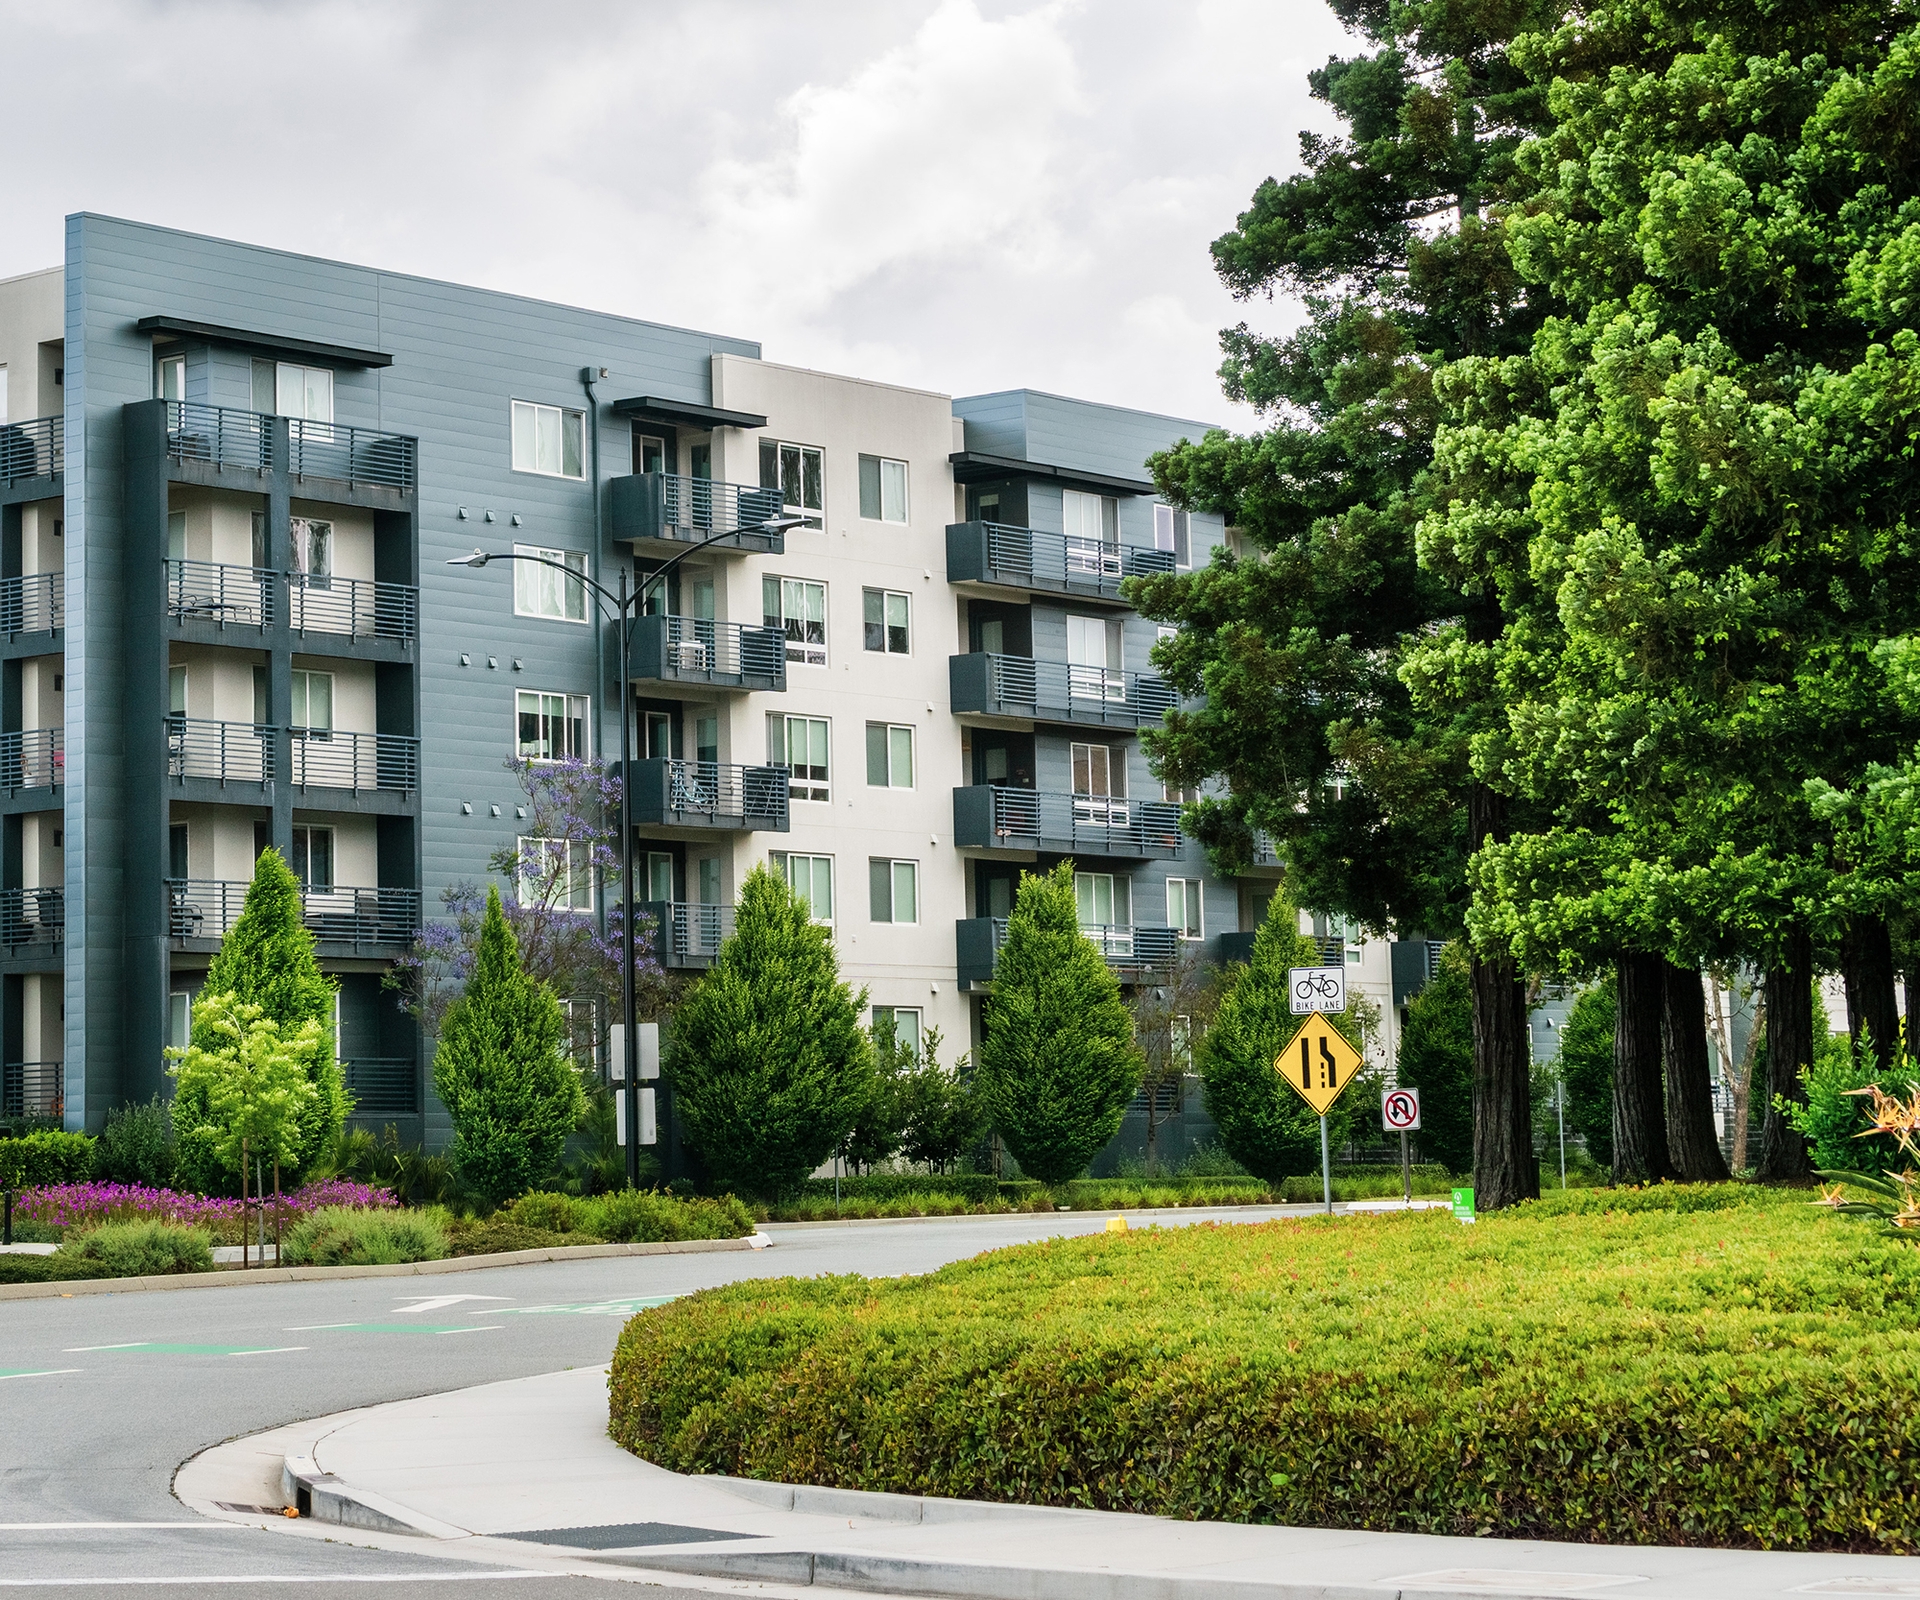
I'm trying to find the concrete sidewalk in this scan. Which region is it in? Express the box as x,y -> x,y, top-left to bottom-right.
177,1363 -> 1920,1600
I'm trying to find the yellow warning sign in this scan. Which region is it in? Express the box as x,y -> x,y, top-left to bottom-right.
1274,1012 -> 1363,1117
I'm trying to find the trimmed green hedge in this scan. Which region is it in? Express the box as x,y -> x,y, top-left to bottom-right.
610,1183 -> 1920,1552
0,1131 -> 96,1189
799,1174 -> 1004,1204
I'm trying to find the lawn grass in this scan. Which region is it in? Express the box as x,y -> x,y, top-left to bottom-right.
610,1183 -> 1920,1553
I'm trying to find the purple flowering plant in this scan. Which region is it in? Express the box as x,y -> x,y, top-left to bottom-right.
17,1177 -> 395,1242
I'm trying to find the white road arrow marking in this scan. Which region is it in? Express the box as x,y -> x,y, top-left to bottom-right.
392,1294 -> 512,1315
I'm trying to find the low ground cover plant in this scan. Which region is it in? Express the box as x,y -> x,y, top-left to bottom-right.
281,1206 -> 448,1266
611,1182 -> 1920,1552
14,1178 -> 394,1243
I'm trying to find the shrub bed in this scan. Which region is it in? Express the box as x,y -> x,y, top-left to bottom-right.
281,1206 -> 448,1266
15,1178 -> 395,1242
53,1220 -> 214,1277
500,1189 -> 756,1244
610,1183 -> 1920,1552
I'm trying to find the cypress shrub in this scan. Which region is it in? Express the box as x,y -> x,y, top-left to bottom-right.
1200,892 -> 1363,1180
975,863 -> 1139,1184
1391,943 -> 1474,1175
432,885 -> 584,1208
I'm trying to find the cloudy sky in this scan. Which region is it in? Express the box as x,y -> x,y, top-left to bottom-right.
0,0 -> 1352,425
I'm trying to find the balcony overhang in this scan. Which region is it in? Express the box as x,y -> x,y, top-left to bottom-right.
136,316 -> 393,369
948,450 -> 1154,497
611,396 -> 768,431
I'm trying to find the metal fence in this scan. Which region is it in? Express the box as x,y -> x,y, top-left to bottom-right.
0,416 -> 63,486
0,572 -> 63,636
658,473 -> 784,534
288,416 -> 417,492
288,572 -> 417,641
167,718 -> 273,783
1,1060 -> 61,1119
165,879 -> 421,946
166,402 -> 269,472
0,888 -> 63,951
0,729 -> 62,793
979,653 -> 1177,726
977,787 -> 1183,856
342,1058 -> 419,1115
167,560 -> 274,628
981,521 -> 1176,592
289,729 -> 419,792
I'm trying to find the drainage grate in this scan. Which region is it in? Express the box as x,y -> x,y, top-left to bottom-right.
494,1522 -> 763,1550
214,1501 -> 286,1516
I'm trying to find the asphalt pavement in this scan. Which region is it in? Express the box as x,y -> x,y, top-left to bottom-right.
0,1203 -> 1329,1592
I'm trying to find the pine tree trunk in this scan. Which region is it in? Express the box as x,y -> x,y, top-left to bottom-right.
1662,959 -> 1729,1182
1841,914 -> 1899,1071
1467,781 -> 1536,1211
1757,927 -> 1814,1183
1612,952 -> 1672,1183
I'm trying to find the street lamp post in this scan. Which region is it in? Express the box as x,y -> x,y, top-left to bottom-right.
449,513 -> 802,1185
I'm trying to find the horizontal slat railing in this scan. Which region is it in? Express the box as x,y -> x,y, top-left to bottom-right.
2,1060 -> 62,1119
980,653 -> 1177,725
659,473 -> 784,533
290,729 -> 419,793
288,416 -> 417,492
980,787 -> 1183,855
165,879 -> 422,945
289,572 -> 417,642
0,888 -> 63,951
982,522 -> 1176,592
167,718 -> 273,783
982,918 -> 1180,971
660,900 -> 734,960
663,760 -> 789,828
167,560 -> 274,628
166,402 -> 269,472
659,616 -> 785,682
0,416 -> 63,486
0,572 -> 63,636
342,1058 -> 419,1114
0,729 -> 62,793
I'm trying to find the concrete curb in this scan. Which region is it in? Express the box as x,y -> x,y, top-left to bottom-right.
757,1203 -> 1450,1231
0,1232 -> 766,1302
282,1452 -> 466,1540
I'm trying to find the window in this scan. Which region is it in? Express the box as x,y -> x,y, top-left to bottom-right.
513,544 -> 590,622
290,670 -> 333,738
697,856 -> 722,905
634,432 -> 666,475
1171,1015 -> 1194,1071
563,997 -> 599,1070
156,354 -> 185,403
168,991 -> 192,1051
167,511 -> 187,563
511,400 -> 586,479
1167,878 -> 1203,940
779,715 -> 830,803
1312,911 -> 1366,964
869,859 -> 918,924
1164,779 -> 1201,804
169,823 -> 189,880
1072,742 -> 1127,824
253,360 -> 334,423
1075,871 -> 1128,929
291,518 -> 332,585
695,714 -> 719,765
773,852 -> 833,922
858,455 -> 909,522
866,723 -> 914,788
759,437 -> 823,528
1067,614 -> 1125,701
1154,504 -> 1193,568
873,1005 -> 922,1058
863,588 -> 910,654
1063,489 -> 1119,543
517,837 -> 594,910
169,664 -> 188,718
251,511 -> 270,570
643,711 -> 672,759
763,576 -> 827,666
646,851 -> 674,902
517,691 -> 590,762
291,825 -> 334,889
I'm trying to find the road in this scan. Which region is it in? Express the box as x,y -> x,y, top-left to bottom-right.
0,1204 -> 1321,1593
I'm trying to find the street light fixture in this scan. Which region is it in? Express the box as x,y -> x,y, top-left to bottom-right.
448,511 -> 806,1185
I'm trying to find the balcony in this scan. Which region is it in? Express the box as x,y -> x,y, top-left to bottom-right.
947,521 -> 1175,604
165,561 -> 417,648
166,879 -> 422,949
953,786 -> 1183,860
0,416 -> 62,492
630,615 -> 785,694
950,653 -> 1177,732
167,719 -> 273,785
956,917 -> 1184,990
0,730 -> 62,794
610,472 -> 787,555
1216,932 -> 1344,968
2,1059 -> 61,1119
623,758 -> 789,833
640,900 -> 735,969
167,560 -> 274,629
164,402 -> 416,493
342,1058 -> 419,1115
0,573 -> 63,638
290,729 -> 419,794
0,888 -> 63,952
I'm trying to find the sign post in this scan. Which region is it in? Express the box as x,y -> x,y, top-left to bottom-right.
1274,1002 -> 1363,1216
1381,1087 -> 1421,1204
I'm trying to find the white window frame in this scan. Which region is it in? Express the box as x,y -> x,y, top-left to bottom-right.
290,669 -> 334,738
513,544 -> 590,623
759,437 -> 824,528
518,836 -> 595,911
290,517 -> 333,583
869,858 -> 919,925
516,690 -> 591,763
156,354 -> 186,404
511,400 -> 587,479
764,576 -> 828,667
858,454 -> 909,523
1154,504 -> 1192,569
290,824 -> 335,890
863,587 -> 910,655
1167,878 -> 1203,940
1072,742 -> 1128,825
773,851 -> 834,923
873,1005 -> 922,1057
779,714 -> 831,803
866,722 -> 915,789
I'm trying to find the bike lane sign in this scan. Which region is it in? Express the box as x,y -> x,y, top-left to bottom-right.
1290,966 -> 1347,1015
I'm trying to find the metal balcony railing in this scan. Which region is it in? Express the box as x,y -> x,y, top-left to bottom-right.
2,1060 -> 61,1119
634,614 -> 785,690
962,916 -> 1183,986
0,416 -> 63,486
288,416 -> 417,492
610,472 -> 788,550
342,1058 -> 419,1114
644,900 -> 735,966
0,572 -> 63,636
166,402 -> 269,472
167,718 -> 273,783
0,729 -> 62,793
166,879 -> 422,946
955,786 -> 1184,858
952,652 -> 1177,730
625,758 -> 790,831
948,521 -> 1176,600
167,560 -> 275,628
0,888 -> 63,951
290,729 -> 419,793
289,572 -> 417,642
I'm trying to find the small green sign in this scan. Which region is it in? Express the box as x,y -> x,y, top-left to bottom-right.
1451,1186 -> 1476,1224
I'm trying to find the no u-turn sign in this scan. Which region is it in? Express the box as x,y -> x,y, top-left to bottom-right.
1382,1087 -> 1421,1131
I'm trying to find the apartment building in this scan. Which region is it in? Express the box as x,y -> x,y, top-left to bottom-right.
0,215 -> 1406,1150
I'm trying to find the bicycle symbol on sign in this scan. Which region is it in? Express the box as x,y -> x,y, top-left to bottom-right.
1289,965 -> 1348,1015
1294,971 -> 1342,1004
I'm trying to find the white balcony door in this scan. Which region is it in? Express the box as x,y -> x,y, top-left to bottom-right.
1072,742 -> 1128,826
1067,615 -> 1124,702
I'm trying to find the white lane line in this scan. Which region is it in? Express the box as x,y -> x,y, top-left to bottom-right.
61,1343 -> 150,1352
0,1574 -> 539,1586
0,1370 -> 81,1382
432,1327 -> 501,1336
283,1322 -> 358,1331
228,1346 -> 307,1356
